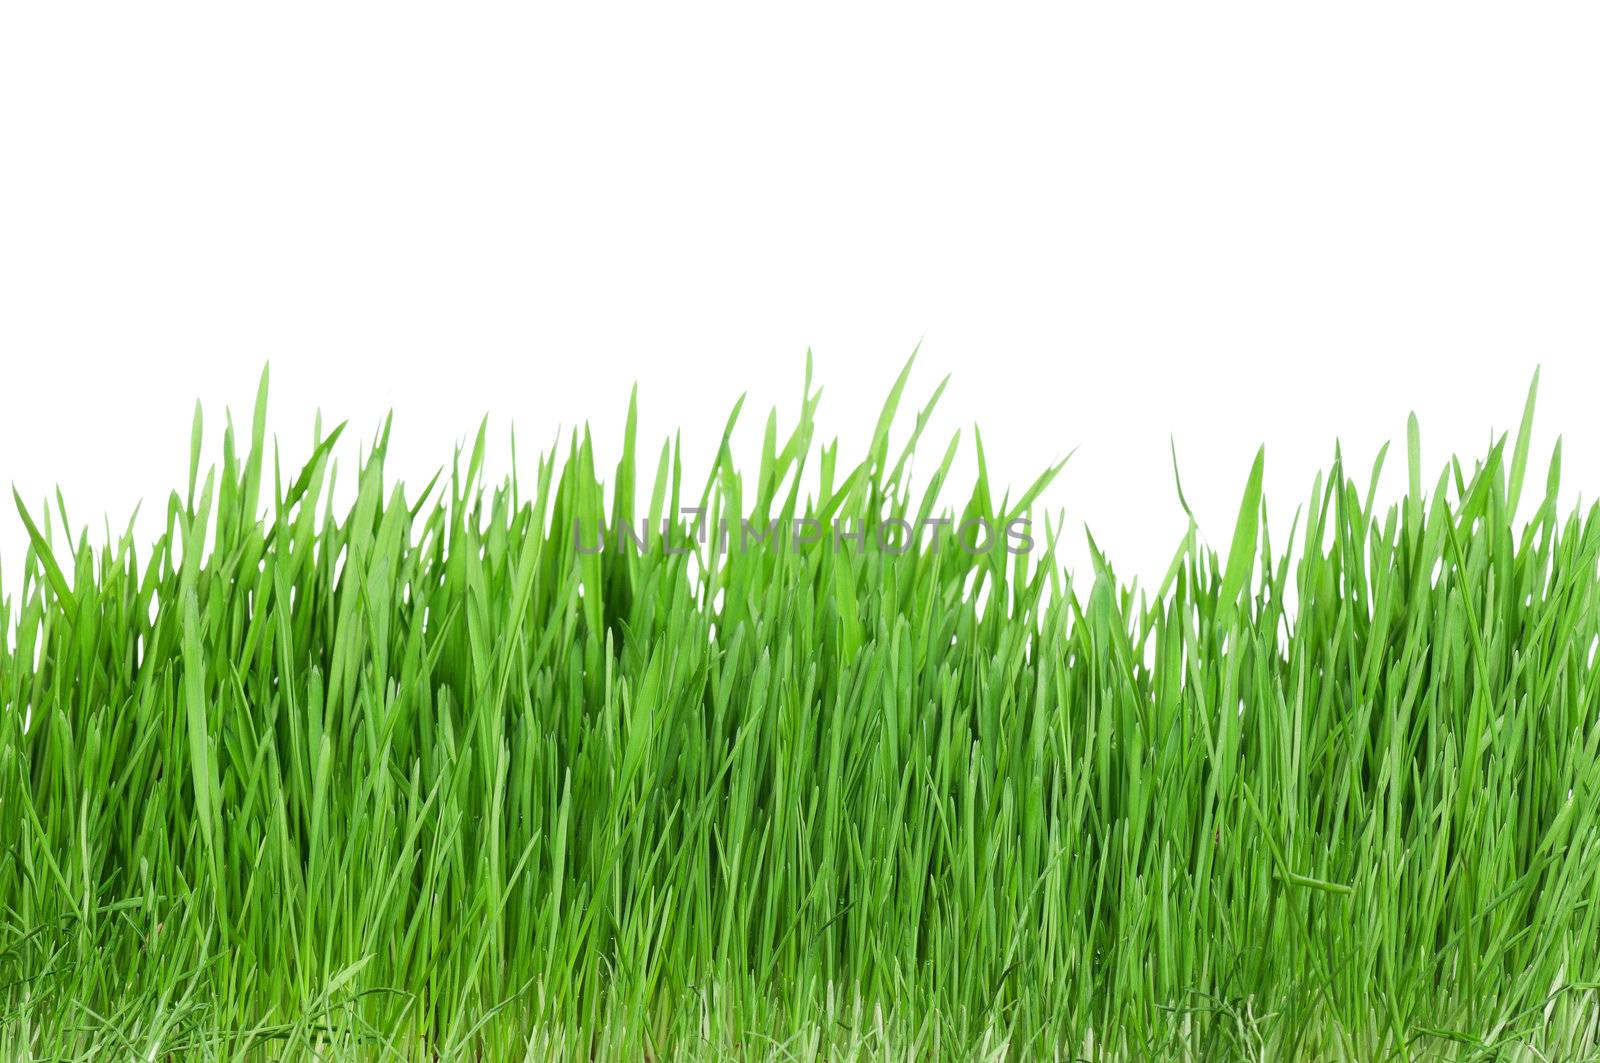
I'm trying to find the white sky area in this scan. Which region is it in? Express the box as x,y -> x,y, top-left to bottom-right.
4,4 -> 1597,595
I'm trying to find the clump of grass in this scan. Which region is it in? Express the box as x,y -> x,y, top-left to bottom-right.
2,360 -> 1598,1060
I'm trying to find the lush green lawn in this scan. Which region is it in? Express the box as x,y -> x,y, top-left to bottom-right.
3,363 -> 1597,1060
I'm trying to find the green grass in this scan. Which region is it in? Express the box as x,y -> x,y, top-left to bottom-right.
3,360 -> 1599,1060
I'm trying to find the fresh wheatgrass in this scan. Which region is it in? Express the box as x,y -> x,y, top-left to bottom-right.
2,360 -> 1599,1061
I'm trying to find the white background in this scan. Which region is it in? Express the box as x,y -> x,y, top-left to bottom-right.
3,4 -> 1598,591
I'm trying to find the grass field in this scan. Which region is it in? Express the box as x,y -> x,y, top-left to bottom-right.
3,362 -> 1599,1060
